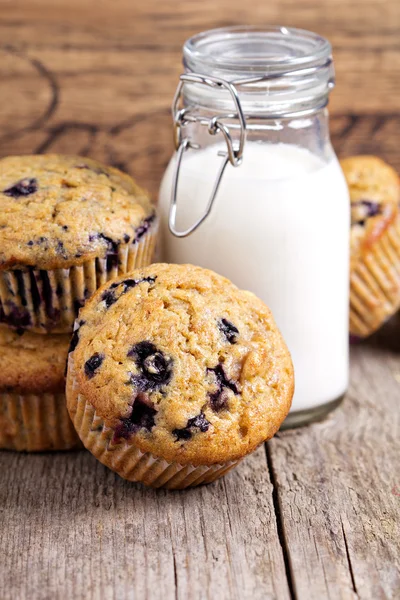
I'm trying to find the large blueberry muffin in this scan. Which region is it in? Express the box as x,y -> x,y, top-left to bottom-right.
66,263 -> 293,489
0,154 -> 157,333
0,327 -> 81,451
341,156 -> 400,338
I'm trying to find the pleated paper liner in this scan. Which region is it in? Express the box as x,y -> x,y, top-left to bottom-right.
68,386 -> 241,491
350,216 -> 400,337
0,222 -> 157,334
0,392 -> 82,452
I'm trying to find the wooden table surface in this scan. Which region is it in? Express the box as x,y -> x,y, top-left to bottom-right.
0,2 -> 399,599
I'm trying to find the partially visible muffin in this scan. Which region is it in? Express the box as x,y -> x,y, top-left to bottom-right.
0,328 -> 81,451
0,154 -> 157,333
341,156 -> 400,337
66,263 -> 294,489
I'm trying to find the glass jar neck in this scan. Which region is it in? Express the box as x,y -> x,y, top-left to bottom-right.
182,26 -> 335,118
183,108 -> 334,164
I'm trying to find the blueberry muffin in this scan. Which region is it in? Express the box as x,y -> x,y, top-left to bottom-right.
341,156 -> 400,338
0,154 -> 157,333
0,327 -> 81,451
66,263 -> 294,489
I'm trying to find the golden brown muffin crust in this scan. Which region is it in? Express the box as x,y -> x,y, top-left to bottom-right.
0,154 -> 155,270
341,156 -> 400,265
341,156 -> 399,203
67,264 -> 294,466
0,328 -> 69,394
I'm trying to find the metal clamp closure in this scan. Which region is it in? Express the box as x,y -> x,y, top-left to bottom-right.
169,73 -> 247,238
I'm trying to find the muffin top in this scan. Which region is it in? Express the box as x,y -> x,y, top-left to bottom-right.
340,156 -> 400,262
0,154 -> 156,271
66,263 -> 294,465
0,328 -> 69,394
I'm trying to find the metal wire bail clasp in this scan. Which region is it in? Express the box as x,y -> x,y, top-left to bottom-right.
169,73 -> 247,238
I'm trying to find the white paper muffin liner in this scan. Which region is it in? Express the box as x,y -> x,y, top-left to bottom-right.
0,221 -> 158,334
68,388 -> 241,490
0,391 -> 82,452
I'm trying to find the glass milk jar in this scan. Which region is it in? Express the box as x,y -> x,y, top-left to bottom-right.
159,26 -> 350,427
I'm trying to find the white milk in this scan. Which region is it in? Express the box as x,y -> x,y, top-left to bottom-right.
159,141 -> 350,412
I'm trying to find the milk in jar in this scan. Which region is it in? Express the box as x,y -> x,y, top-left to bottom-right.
159,141 -> 350,418
159,26 -> 350,426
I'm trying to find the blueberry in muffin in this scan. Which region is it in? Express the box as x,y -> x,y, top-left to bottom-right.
0,154 -> 158,333
341,156 -> 400,337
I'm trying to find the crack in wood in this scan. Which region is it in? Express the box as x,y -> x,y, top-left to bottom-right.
370,115 -> 389,136
34,121 -> 98,155
334,115 -> 361,141
265,443 -> 296,600
172,552 -> 178,600
341,519 -> 359,597
108,109 -> 170,137
0,45 -> 59,143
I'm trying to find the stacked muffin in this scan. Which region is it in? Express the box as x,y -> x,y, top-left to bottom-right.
0,328 -> 79,450
0,154 -> 157,451
0,154 -> 293,485
341,156 -> 400,338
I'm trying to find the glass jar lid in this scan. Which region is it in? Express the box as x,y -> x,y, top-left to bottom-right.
182,26 -> 335,116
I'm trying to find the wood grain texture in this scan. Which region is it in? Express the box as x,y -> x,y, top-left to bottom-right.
2,330 -> 400,599
0,0 -> 399,196
0,3 -> 400,599
0,447 -> 290,600
268,321 -> 400,600
331,115 -> 400,173
1,0 -> 399,114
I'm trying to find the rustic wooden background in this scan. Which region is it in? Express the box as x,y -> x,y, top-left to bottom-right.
0,1 -> 400,599
0,0 -> 399,197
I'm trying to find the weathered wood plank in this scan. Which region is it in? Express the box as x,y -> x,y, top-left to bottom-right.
268,322 -> 400,600
0,0 -> 399,196
0,446 -> 290,600
1,0 -> 399,115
